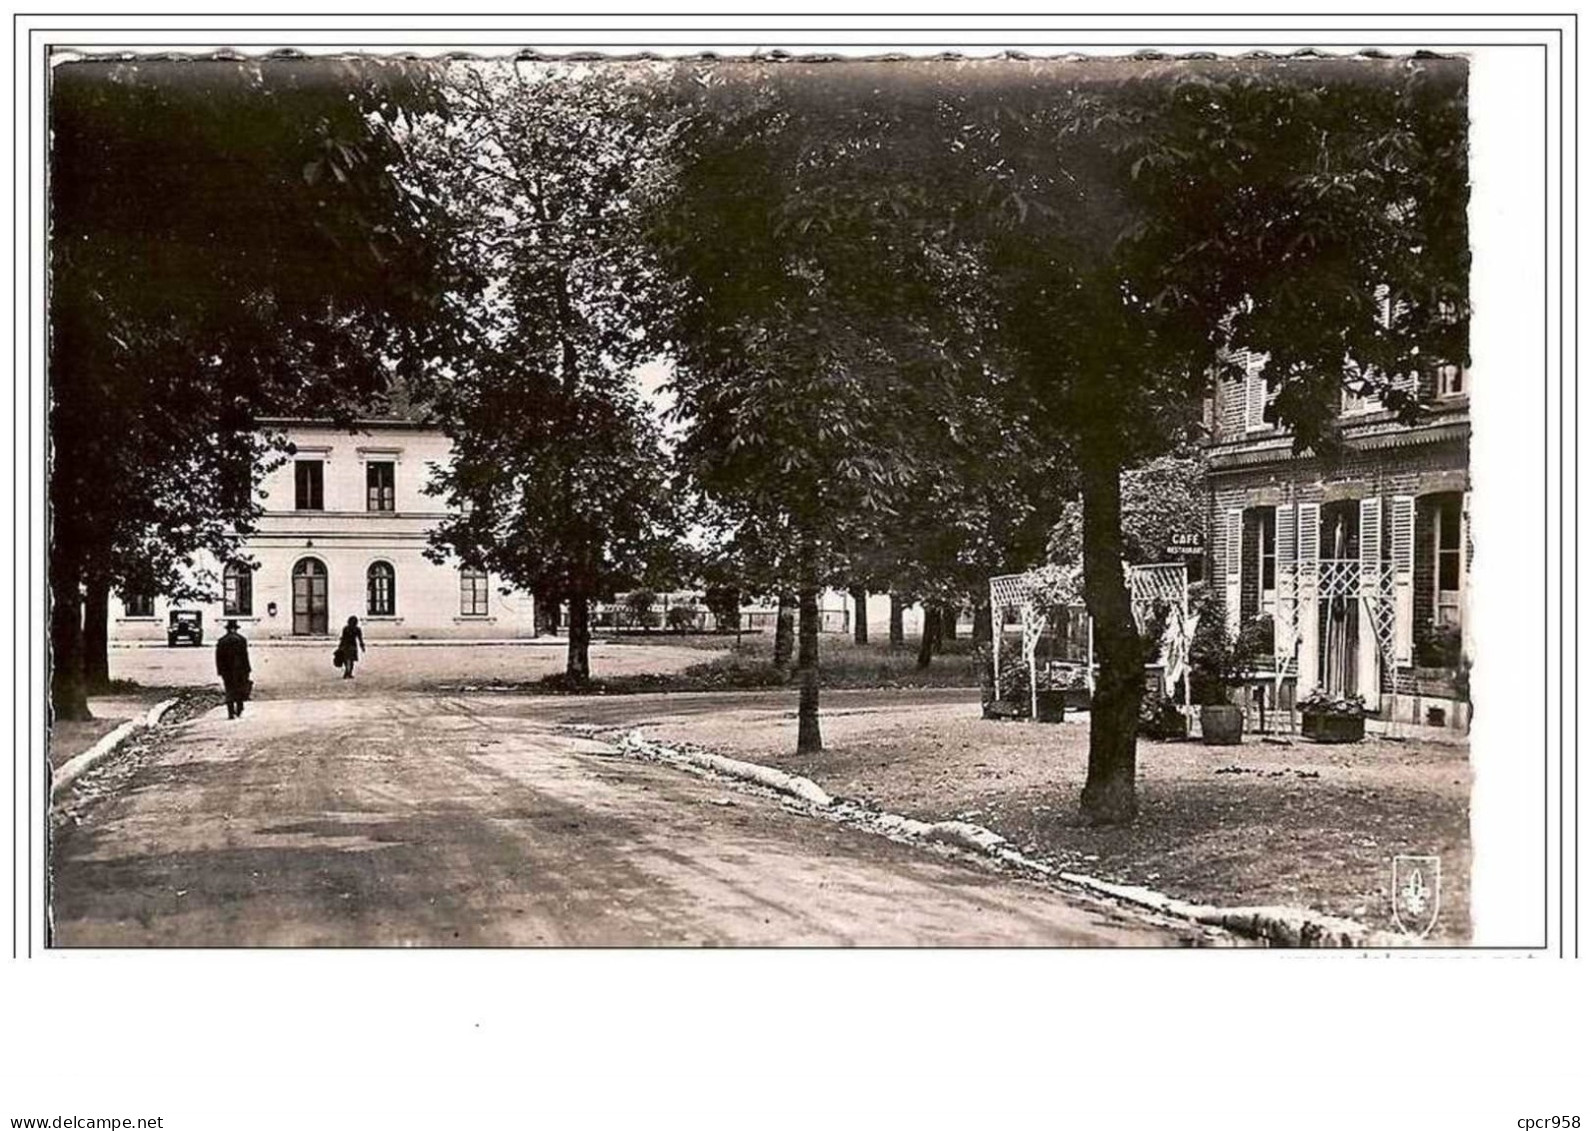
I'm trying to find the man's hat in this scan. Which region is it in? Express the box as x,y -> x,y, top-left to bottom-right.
225,620 -> 240,630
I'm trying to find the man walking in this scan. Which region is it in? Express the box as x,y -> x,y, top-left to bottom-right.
215,618 -> 252,720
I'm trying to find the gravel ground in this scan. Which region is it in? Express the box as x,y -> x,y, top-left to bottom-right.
108,639 -> 721,696
552,689 -> 1472,943
49,689 -> 224,771
50,693 -> 1189,946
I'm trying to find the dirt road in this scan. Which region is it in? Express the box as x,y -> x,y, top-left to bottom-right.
50,694 -> 1187,946
108,638 -> 717,694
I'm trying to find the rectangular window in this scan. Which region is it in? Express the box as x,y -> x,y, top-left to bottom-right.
1437,363 -> 1466,398
223,566 -> 253,617
1342,378 -> 1381,416
460,568 -> 489,617
1435,496 -> 1464,624
1254,507 -> 1278,616
123,593 -> 154,618
366,461 -> 395,512
295,460 -> 324,511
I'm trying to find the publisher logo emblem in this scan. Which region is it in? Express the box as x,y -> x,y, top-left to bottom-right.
1391,855 -> 1441,938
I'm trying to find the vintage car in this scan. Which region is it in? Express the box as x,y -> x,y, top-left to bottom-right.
167,609 -> 204,647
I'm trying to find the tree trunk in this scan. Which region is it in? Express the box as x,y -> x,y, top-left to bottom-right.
941,603 -> 959,641
915,605 -> 942,669
83,578 -> 111,690
796,587 -> 822,753
888,593 -> 905,646
50,554 -> 90,722
972,601 -> 993,648
773,591 -> 795,668
566,592 -> 591,682
1079,455 -> 1142,825
849,585 -> 868,645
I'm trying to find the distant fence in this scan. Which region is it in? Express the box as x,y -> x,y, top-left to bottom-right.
740,608 -> 850,635
590,599 -> 850,635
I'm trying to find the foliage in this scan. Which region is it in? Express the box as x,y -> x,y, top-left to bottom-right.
413,61 -> 681,679
703,586 -> 741,633
1299,689 -> 1369,719
624,589 -> 659,623
1415,619 -> 1464,668
660,55 -> 1467,819
49,55 -> 457,717
1235,614 -> 1276,669
1138,683 -> 1189,739
1050,453 -> 1204,565
1187,585 -> 1240,706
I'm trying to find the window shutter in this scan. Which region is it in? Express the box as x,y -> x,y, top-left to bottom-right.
1359,496 -> 1383,568
1224,508 -> 1243,638
1297,502 -> 1320,565
1244,362 -> 1266,432
1391,495 -> 1415,664
1275,503 -> 1296,659
1462,491 -> 1473,575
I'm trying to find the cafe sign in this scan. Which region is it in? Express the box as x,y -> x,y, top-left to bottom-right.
1166,531 -> 1205,557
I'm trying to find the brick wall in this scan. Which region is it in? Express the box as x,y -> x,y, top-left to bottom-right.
1208,436 -> 1468,519
1216,374 -> 1246,442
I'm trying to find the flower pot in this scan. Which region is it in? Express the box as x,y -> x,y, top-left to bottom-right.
1200,703 -> 1244,745
1034,688 -> 1069,723
1301,711 -> 1365,744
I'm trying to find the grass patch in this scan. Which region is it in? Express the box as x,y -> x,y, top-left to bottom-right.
86,678 -> 150,695
626,699 -> 1471,942
448,635 -> 983,695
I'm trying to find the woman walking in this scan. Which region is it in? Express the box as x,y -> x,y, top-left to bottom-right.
337,615 -> 366,679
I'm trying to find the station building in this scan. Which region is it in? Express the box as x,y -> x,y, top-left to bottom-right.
110,420 -> 537,642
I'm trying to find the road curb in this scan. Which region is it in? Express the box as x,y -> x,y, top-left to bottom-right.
52,696 -> 179,800
613,728 -> 1410,948
617,733 -> 834,807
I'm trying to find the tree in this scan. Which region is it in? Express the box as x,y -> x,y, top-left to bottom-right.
940,58 -> 1466,822
703,586 -> 741,636
644,64 -> 958,753
1049,452 -> 1204,567
50,57 -> 454,720
415,61 -> 680,683
655,56 -> 1467,820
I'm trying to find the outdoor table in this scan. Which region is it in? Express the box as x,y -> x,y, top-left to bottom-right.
1231,669 -> 1298,735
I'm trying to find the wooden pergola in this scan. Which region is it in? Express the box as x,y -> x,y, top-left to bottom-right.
989,562 -> 1194,722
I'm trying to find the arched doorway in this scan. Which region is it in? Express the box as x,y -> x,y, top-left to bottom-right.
292,557 -> 329,635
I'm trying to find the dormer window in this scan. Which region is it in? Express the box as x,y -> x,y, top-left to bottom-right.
1238,351 -> 1276,434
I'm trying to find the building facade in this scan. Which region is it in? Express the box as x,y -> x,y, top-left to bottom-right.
111,421 -> 537,641
1205,356 -> 1471,728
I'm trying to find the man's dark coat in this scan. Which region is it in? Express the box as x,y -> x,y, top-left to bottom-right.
215,630 -> 251,693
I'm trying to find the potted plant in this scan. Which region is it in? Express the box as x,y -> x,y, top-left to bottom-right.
1188,587 -> 1243,745
1298,689 -> 1368,743
980,639 -> 1028,720
1138,679 -> 1189,739
1034,682 -> 1069,723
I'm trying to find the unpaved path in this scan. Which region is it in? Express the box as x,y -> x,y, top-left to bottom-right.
50,694 -> 1186,946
